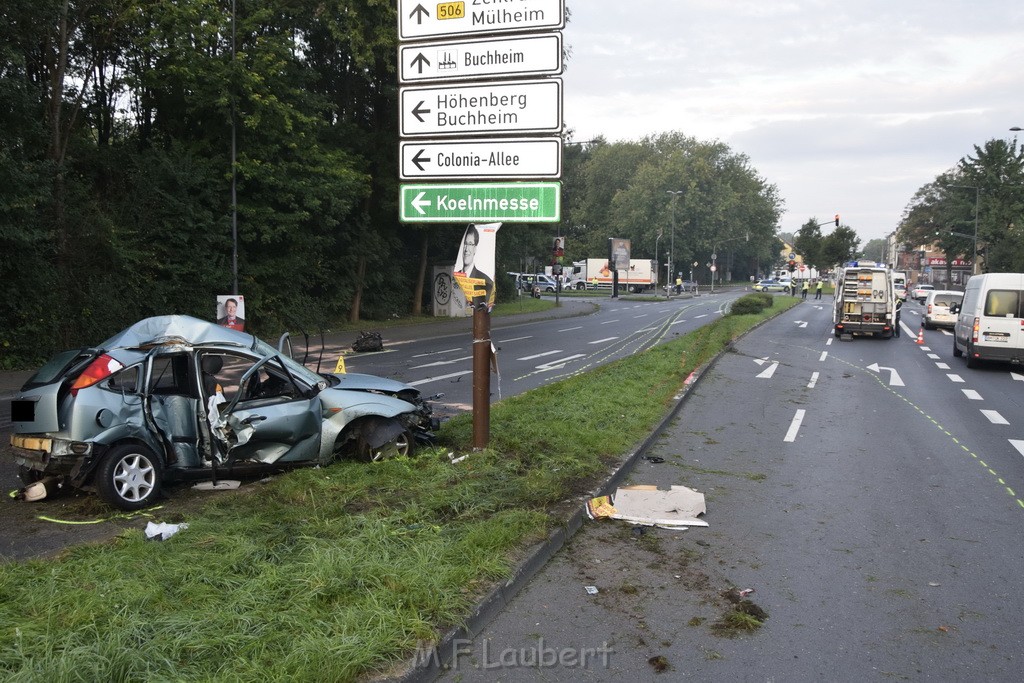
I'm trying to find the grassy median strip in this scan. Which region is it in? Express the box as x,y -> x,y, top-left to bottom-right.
0,299 -> 795,681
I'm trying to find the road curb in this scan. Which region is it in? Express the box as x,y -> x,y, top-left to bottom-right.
393,343 -> 728,683
392,300 -> 793,682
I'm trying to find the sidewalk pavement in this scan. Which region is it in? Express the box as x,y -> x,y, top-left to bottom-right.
0,298 -> 599,399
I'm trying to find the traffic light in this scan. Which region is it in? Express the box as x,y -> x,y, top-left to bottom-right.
788,259 -> 796,273
834,214 -> 840,227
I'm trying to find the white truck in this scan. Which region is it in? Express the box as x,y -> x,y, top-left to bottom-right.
565,258 -> 658,293
833,261 -> 897,338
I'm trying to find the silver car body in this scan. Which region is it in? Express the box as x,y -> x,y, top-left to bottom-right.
9,316 -> 423,507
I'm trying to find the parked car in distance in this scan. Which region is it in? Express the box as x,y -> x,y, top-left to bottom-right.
922,290 -> 963,329
911,284 -> 935,303
9,316 -> 436,510
753,279 -> 788,292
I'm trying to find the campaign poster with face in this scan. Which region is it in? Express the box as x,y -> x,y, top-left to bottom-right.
453,223 -> 501,311
216,295 -> 246,331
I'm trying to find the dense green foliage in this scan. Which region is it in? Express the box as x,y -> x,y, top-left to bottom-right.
897,139 -> 1024,276
727,291 -> 775,315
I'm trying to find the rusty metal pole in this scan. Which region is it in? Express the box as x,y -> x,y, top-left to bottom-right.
472,303 -> 490,449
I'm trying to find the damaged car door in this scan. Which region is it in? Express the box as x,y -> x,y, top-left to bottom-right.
208,353 -> 323,465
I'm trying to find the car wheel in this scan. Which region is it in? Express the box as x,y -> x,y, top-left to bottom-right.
373,429 -> 412,461
952,338 -> 963,357
923,319 -> 933,330
576,282 -> 585,291
965,344 -> 981,369
95,443 -> 163,510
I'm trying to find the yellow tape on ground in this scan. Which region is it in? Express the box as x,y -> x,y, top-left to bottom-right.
36,506 -> 162,525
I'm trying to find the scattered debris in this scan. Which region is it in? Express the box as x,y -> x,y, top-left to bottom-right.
352,331 -> 384,352
145,521 -> 188,541
643,455 -> 665,464
647,655 -> 670,673
585,485 -> 707,530
193,480 -> 240,492
584,585 -> 599,595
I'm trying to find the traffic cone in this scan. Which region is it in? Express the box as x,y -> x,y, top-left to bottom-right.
915,326 -> 924,344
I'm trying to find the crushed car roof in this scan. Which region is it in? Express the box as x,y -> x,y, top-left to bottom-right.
99,315 -> 255,350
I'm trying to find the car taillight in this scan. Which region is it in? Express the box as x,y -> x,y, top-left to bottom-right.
972,317 -> 980,343
927,304 -> 932,315
70,354 -> 124,396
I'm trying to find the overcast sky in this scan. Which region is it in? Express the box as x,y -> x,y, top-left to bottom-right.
560,1 -> 1024,244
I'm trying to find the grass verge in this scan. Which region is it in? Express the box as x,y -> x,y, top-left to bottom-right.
0,300 -> 795,681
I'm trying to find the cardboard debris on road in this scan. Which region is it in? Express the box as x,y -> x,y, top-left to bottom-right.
586,485 -> 707,530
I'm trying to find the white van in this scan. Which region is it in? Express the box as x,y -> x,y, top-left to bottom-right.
952,273 -> 1024,368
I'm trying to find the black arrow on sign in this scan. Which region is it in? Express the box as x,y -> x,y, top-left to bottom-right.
412,149 -> 431,171
409,4 -> 430,25
412,101 -> 431,123
411,53 -> 431,74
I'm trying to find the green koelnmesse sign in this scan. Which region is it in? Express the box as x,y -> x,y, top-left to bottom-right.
400,182 -> 560,223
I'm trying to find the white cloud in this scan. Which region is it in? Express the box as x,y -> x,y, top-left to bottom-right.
562,0 -> 1024,241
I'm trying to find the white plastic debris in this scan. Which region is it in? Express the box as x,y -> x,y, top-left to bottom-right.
145,521 -> 189,541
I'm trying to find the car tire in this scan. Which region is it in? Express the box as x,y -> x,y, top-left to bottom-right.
965,344 -> 981,369
359,428 -> 413,462
95,443 -> 163,510
952,338 -> 963,357
576,282 -> 586,291
923,319 -> 933,330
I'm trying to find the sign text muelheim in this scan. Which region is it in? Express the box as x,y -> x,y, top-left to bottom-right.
400,138 -> 561,179
398,0 -> 564,41
400,79 -> 561,138
400,182 -> 560,223
400,33 -> 562,83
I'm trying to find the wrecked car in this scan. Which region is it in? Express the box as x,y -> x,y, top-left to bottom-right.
9,315 -> 436,510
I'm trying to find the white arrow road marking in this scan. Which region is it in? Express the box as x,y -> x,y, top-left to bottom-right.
589,337 -> 618,344
756,362 -> 779,379
518,350 -> 562,361
408,370 -> 472,387
411,191 -> 431,215
947,374 -> 965,383
411,355 -> 472,369
794,320 -> 808,328
867,363 -> 905,386
1011,440 -> 1024,457
753,356 -> 770,366
784,409 -> 806,443
962,389 -> 983,400
536,353 -> 586,371
1013,372 -> 1024,382
981,410 -> 1009,425
808,372 -> 819,388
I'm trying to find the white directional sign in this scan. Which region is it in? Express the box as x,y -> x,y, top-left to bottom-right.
400,138 -> 561,179
400,33 -> 562,83
398,0 -> 565,41
400,78 -> 562,137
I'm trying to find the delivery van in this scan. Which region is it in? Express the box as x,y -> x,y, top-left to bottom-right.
951,273 -> 1024,368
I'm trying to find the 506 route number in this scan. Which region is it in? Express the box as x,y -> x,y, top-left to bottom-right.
438,2 -> 465,19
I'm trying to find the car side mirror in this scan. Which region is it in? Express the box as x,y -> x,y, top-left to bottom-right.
949,303 -> 960,314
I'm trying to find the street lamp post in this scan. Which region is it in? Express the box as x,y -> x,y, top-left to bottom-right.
948,184 -> 980,276
666,191 -> 683,298
654,230 -> 662,294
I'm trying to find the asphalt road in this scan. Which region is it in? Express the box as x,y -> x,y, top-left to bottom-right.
435,297 -> 1024,681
